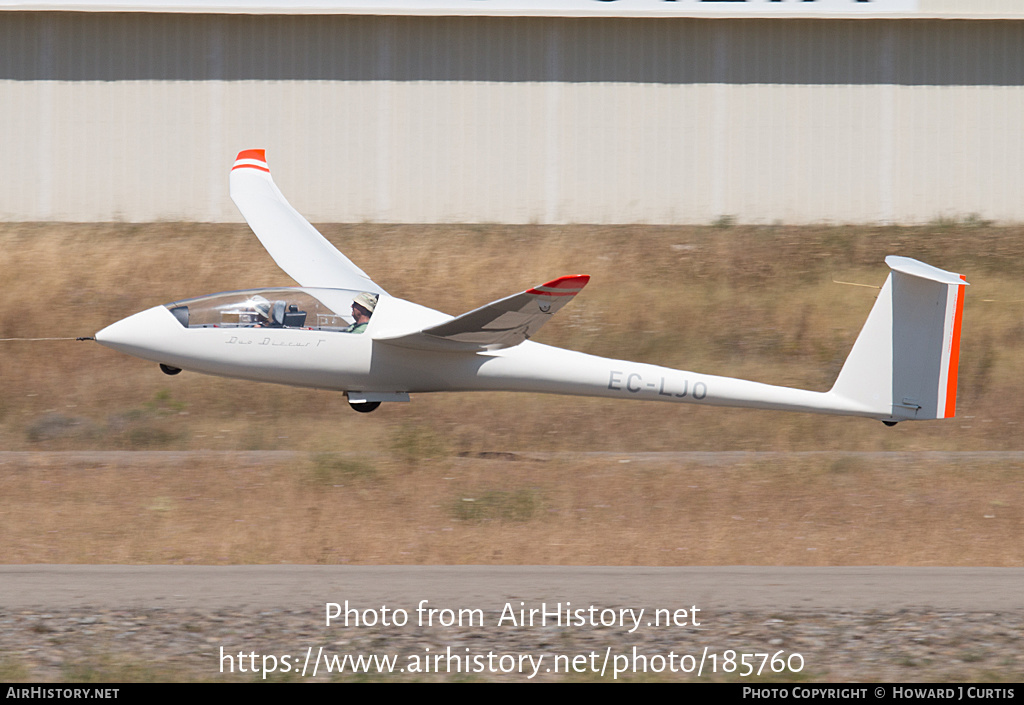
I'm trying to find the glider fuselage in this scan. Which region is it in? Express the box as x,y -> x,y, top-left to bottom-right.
96,287 -> 873,419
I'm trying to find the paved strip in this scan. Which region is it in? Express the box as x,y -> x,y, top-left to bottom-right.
2,566 -> 1022,612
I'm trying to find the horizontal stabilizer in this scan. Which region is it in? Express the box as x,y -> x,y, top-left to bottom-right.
377,275 -> 590,352
230,149 -> 386,294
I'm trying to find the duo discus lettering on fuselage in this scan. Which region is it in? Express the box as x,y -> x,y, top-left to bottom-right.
225,335 -> 324,348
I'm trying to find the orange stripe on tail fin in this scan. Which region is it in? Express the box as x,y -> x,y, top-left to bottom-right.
943,277 -> 967,418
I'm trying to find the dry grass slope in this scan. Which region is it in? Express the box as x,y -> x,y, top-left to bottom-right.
2,451 -> 1022,566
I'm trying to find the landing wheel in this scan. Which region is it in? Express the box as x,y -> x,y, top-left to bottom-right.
160,364 -> 182,376
350,401 -> 381,413
882,420 -> 898,427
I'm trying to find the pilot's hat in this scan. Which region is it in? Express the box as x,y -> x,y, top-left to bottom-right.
353,292 -> 379,313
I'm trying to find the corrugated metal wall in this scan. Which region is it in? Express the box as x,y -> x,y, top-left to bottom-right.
1,13 -> 1022,223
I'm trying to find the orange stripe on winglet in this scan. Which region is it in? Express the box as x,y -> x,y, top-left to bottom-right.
527,274 -> 590,296
235,149 -> 266,163
232,149 -> 269,172
944,278 -> 966,418
233,163 -> 270,172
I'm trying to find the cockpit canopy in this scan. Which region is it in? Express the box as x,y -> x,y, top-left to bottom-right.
163,288 -> 369,332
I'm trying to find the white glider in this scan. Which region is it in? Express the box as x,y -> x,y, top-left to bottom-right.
96,150 -> 968,423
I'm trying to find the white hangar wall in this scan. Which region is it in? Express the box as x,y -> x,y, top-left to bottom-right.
1,11 -> 1023,224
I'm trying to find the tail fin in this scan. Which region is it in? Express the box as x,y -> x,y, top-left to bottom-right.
830,256 -> 967,423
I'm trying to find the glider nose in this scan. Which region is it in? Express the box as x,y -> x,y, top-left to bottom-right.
95,305 -> 180,359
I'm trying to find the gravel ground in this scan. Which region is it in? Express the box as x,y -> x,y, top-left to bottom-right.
3,607 -> 1021,682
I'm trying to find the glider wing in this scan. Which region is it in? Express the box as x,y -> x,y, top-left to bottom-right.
229,149 -> 385,293
376,275 -> 590,352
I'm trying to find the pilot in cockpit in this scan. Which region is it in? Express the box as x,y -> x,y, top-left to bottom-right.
249,295 -> 272,327
343,293 -> 378,334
